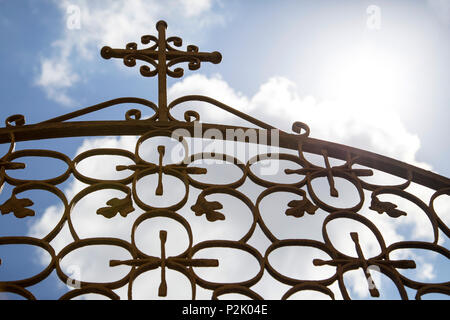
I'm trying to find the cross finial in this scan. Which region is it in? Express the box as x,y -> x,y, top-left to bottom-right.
100,20 -> 222,121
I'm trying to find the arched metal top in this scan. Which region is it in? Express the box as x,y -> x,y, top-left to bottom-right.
0,95 -> 448,191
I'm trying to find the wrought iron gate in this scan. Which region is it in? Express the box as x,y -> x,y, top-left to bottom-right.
0,21 -> 448,300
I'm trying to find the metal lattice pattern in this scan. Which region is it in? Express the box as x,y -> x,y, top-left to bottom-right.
0,21 -> 448,300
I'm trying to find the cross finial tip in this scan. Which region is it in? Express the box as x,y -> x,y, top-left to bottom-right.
211,51 -> 222,64
350,232 -> 359,242
156,20 -> 168,30
100,46 -> 112,59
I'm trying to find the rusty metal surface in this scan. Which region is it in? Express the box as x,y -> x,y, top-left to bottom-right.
0,21 -> 448,300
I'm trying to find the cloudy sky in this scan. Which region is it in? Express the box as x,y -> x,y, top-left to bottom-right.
0,0 -> 449,300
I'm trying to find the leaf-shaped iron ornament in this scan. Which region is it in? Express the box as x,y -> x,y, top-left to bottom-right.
191,194 -> 225,222
369,196 -> 407,218
285,198 -> 318,218
0,194 -> 34,218
97,194 -> 134,219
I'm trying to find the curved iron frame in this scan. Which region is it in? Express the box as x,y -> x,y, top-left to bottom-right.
0,20 -> 448,300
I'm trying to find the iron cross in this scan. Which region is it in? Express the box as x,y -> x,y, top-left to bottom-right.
110,230 -> 218,297
100,20 -> 222,121
313,232 -> 416,298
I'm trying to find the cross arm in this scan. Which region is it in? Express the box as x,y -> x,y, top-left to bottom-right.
101,46 -> 221,64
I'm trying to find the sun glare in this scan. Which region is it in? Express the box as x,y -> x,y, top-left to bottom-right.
326,45 -> 410,112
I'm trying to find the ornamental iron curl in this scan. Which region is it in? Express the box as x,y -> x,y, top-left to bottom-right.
0,20 -> 449,300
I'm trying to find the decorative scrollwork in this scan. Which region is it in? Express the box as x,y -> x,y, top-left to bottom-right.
0,20 -> 448,301
5,114 -> 25,127
0,114 -> 448,299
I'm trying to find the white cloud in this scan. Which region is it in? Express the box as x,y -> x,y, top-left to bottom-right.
417,262 -> 435,281
35,58 -> 79,107
179,0 -> 213,18
169,74 -> 428,168
34,0 -> 223,107
36,59 -> 78,89
428,0 -> 450,25
28,74 -> 445,299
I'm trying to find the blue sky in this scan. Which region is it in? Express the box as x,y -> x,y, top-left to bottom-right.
0,0 -> 449,300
